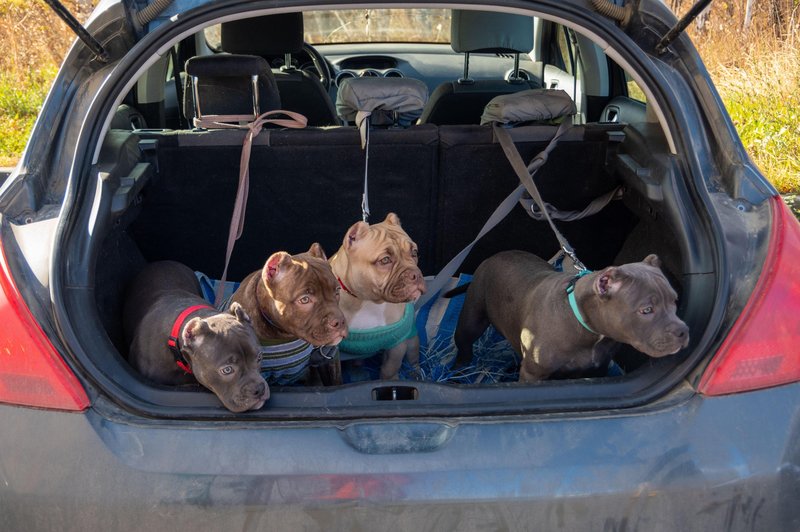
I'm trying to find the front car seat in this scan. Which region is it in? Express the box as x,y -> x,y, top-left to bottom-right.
418,10 -> 542,125
220,14 -> 340,127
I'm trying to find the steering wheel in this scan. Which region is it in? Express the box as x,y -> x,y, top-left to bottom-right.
302,42 -> 332,91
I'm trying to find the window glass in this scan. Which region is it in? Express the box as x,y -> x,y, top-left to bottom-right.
204,9 -> 451,48
305,9 -> 451,44
626,73 -> 647,103
555,26 -> 574,75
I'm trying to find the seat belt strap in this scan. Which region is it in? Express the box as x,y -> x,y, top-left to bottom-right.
416,119 -> 574,310
493,120 -> 587,271
521,185 -> 622,222
415,183 -> 528,309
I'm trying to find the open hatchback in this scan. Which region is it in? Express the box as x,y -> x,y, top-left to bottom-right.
1,0 -> 799,529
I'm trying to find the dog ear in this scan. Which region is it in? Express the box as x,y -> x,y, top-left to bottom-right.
594,267 -> 627,299
643,254 -> 662,269
263,252 -> 293,285
229,302 -> 251,324
344,221 -> 370,249
307,242 -> 327,261
384,212 -> 402,226
182,317 -> 211,349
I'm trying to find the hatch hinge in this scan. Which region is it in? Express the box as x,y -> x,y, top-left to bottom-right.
42,0 -> 109,63
655,0 -> 714,54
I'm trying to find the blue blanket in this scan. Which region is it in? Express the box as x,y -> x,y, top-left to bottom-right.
194,271 -> 620,385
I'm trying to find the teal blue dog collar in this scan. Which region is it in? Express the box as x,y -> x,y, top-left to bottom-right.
565,270 -> 597,334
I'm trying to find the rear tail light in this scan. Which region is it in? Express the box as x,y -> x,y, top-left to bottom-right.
699,196 -> 800,395
0,239 -> 89,411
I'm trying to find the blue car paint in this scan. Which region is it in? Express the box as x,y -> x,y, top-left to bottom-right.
2,384 -> 798,529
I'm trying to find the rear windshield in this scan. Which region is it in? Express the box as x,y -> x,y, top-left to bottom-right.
205,9 -> 451,48
303,9 -> 451,44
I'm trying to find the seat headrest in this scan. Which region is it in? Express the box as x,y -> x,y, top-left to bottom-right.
336,77 -> 429,127
186,54 -> 270,78
450,10 -> 534,54
184,54 -> 281,121
221,13 -> 304,56
480,89 -> 575,126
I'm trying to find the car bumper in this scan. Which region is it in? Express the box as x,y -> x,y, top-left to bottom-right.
1,382 -> 798,531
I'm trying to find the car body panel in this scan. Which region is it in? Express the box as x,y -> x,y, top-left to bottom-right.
2,383 -> 799,530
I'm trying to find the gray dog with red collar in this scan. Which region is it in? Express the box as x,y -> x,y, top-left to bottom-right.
450,251 -> 690,382
123,260 -> 268,412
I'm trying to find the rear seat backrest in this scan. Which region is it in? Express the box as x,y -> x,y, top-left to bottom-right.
129,125 -> 440,280
128,85 -> 628,280
436,123 -> 631,272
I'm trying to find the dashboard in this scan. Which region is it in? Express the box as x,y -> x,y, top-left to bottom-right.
311,43 -> 544,100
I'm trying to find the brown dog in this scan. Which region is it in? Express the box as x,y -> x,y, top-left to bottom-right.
451,251 -> 689,383
123,260 -> 268,412
329,213 -> 426,380
229,243 -> 348,385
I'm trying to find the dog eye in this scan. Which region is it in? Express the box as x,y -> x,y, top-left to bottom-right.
378,256 -> 391,265
640,306 -> 654,315
255,352 -> 263,364
411,248 -> 418,258
298,295 -> 311,304
219,365 -> 235,376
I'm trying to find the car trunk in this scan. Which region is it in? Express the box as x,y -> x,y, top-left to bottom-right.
79,107 -> 715,419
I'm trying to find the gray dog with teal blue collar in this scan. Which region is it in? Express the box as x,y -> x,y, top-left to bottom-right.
450,250 -> 690,383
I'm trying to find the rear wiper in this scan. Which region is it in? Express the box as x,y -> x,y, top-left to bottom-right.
43,0 -> 109,62
656,0 -> 714,54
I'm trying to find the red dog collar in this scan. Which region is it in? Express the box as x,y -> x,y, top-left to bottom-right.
336,276 -> 358,298
167,304 -> 213,374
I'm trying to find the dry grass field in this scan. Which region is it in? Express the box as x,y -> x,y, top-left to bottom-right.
0,1 -> 92,165
0,1 -> 797,193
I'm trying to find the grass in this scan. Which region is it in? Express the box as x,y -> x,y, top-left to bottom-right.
695,27 -> 800,194
0,0 -> 79,167
0,3 -> 798,194
0,68 -> 55,166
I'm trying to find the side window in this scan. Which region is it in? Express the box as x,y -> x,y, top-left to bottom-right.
555,26 -> 575,76
544,24 -> 583,121
625,73 -> 647,103
204,25 -> 222,51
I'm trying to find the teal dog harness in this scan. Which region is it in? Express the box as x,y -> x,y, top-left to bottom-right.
339,303 -> 417,360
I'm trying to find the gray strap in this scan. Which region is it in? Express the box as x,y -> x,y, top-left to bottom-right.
415,119 -> 577,310
493,120 -> 587,271
521,185 -> 622,222
415,183 -> 527,309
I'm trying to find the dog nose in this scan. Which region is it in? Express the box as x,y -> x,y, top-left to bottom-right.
253,381 -> 266,397
670,322 -> 689,341
328,316 -> 342,329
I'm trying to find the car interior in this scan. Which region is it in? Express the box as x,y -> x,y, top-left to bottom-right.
86,7 -> 710,415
